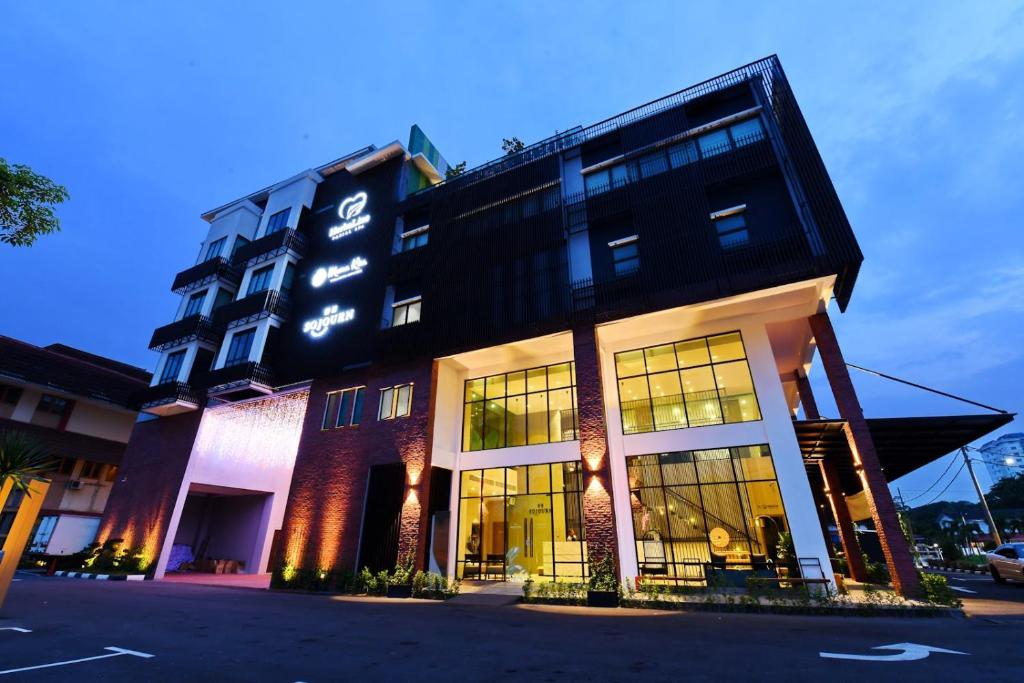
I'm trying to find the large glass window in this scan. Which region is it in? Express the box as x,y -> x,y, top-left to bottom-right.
159,350 -> 186,384
182,290 -> 207,318
462,362 -> 578,452
205,237 -> 226,261
246,265 -> 275,295
627,445 -> 788,585
323,386 -> 365,429
615,332 -> 760,435
265,207 -> 291,235
456,461 -> 586,582
223,328 -> 256,367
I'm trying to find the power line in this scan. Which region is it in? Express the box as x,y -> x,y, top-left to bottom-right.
902,452 -> 960,503
845,362 -> 1009,414
923,461 -> 967,506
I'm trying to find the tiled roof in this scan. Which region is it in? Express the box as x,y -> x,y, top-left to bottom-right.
0,336 -> 151,409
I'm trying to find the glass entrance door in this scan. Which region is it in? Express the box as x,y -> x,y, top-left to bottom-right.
456,461 -> 587,582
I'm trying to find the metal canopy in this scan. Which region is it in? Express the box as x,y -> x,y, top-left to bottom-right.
795,413 -> 1015,496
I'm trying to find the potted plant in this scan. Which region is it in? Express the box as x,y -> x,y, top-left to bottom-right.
386,555 -> 414,598
587,556 -> 620,607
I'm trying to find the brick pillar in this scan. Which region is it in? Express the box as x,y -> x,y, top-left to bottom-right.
808,312 -> 919,597
818,459 -> 867,582
794,371 -> 820,420
573,325 -> 618,567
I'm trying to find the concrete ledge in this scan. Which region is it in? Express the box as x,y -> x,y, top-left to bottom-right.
53,570 -> 148,581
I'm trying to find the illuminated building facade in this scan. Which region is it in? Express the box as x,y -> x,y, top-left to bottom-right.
103,56 -> 998,596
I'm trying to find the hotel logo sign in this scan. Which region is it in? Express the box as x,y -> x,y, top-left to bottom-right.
311,256 -> 368,288
328,192 -> 370,241
302,305 -> 355,339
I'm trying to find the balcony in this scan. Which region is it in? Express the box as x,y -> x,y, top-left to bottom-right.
135,381 -> 204,416
205,362 -> 275,401
149,315 -> 222,351
213,290 -> 291,329
230,229 -> 307,268
172,257 -> 242,295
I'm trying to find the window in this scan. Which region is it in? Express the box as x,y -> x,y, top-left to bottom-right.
322,386 -> 365,429
627,445 -> 788,585
281,263 -> 297,297
212,288 -> 235,311
159,350 -> 187,384
231,235 -> 251,258
711,206 -> 749,249
223,328 -> 256,367
400,225 -> 429,252
391,296 -> 421,327
456,461 -> 586,582
79,461 -> 102,479
205,237 -> 226,261
728,118 -> 765,147
265,208 -> 291,235
697,129 -> 731,157
104,465 -> 118,483
36,394 -> 69,416
462,362 -> 578,452
246,265 -> 274,295
668,140 -> 698,168
182,290 -> 207,318
0,383 -> 22,405
378,383 -> 413,420
609,236 -> 640,277
54,457 -> 76,476
614,331 -> 760,435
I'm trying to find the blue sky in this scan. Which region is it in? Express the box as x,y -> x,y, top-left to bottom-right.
2,2 -> 1022,502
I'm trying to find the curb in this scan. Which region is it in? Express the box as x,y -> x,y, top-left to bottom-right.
53,570 -> 148,582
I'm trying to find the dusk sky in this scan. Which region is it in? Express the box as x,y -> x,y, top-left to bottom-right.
2,2 -> 1021,502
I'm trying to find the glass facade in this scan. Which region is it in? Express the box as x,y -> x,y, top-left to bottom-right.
614,332 -> 760,434
462,362 -> 578,452
627,445 -> 789,584
456,461 -> 587,582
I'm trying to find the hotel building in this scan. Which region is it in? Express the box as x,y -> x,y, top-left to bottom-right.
100,56 -> 1010,596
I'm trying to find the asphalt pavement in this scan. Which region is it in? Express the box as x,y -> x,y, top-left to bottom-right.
0,570 -> 1022,682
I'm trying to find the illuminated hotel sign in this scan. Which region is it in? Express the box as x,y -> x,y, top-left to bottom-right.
302,305 -> 355,339
328,192 -> 370,241
311,256 -> 368,288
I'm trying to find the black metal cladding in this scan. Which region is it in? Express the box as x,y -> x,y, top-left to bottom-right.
272,56 -> 861,380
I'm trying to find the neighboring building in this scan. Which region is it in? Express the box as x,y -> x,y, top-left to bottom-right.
0,337 -> 150,555
980,433 -> 1024,484
99,56 -> 1009,596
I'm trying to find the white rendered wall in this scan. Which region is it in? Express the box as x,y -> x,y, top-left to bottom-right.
153,390 -> 309,578
64,401 -> 136,442
255,173 -> 320,238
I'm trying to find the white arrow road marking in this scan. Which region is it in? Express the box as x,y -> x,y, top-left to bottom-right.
820,642 -> 968,662
0,646 -> 154,675
0,628 -> 31,633
950,586 -> 977,594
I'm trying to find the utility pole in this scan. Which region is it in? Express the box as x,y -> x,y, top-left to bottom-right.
963,447 -> 1002,546
897,488 -> 919,565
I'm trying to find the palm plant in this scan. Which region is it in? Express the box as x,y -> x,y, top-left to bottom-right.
0,431 -> 55,496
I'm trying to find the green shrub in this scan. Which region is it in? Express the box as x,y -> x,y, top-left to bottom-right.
919,573 -> 961,608
390,554 -> 414,586
588,556 -> 620,593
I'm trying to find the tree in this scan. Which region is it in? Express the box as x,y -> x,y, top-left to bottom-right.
0,158 -> 69,247
445,161 -> 467,179
987,472 -> 1024,509
502,137 -> 525,155
0,431 -> 55,495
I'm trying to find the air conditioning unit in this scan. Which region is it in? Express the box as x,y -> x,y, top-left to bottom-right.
66,480 -> 83,491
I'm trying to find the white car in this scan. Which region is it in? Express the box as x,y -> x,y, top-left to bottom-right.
987,543 -> 1024,583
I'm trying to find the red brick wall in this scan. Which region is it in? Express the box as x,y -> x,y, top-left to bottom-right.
277,358 -> 435,573
97,410 -> 203,571
573,325 -> 619,567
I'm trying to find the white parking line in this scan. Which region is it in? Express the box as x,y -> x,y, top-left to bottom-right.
0,628 -> 31,633
0,646 -> 154,676
950,586 -> 977,594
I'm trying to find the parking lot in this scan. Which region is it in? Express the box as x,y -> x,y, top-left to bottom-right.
1,571 -> 1023,681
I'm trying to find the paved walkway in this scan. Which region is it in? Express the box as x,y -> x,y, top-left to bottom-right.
160,572 -> 271,589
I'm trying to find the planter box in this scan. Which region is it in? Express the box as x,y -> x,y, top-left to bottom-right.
587,590 -> 619,608
387,584 -> 413,599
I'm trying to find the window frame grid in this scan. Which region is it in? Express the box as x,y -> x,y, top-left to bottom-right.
159,350 -> 187,384
223,327 -> 257,367
378,383 -> 414,421
391,296 -> 422,327
615,331 -> 761,435
246,264 -> 275,296
265,207 -> 291,235
321,386 -> 366,430
626,445 -> 788,584
462,361 -> 578,453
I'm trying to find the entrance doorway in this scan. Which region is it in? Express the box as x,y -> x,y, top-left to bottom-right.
168,484 -> 272,575
455,461 -> 587,582
357,463 -> 406,572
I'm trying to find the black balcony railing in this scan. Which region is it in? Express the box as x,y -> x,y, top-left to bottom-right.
204,361 -> 275,394
171,257 -> 242,295
134,381 -> 204,410
213,290 -> 291,328
230,229 -> 307,268
148,315 -> 222,351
